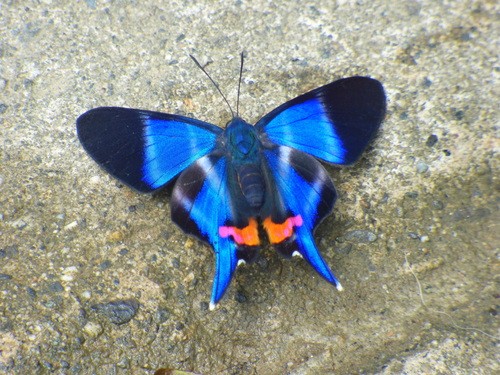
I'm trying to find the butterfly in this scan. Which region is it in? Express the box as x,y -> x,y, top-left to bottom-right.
76,55 -> 386,309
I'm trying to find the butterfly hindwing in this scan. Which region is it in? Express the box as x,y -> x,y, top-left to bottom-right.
256,76 -> 386,165
170,154 -> 245,307
76,107 -> 222,192
263,145 -> 341,289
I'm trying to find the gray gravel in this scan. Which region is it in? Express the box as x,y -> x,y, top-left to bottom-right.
0,1 -> 498,374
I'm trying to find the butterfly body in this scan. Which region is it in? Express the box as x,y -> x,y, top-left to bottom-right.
222,117 -> 266,209
77,75 -> 386,308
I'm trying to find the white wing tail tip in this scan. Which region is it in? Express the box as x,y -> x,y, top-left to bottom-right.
209,302 -> 217,311
336,283 -> 344,292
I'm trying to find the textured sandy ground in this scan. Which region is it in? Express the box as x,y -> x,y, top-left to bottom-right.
0,1 -> 498,374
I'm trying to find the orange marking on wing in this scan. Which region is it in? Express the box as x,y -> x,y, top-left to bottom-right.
219,218 -> 260,246
263,215 -> 303,244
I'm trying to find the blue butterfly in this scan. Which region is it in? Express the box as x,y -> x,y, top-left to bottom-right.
77,56 -> 386,309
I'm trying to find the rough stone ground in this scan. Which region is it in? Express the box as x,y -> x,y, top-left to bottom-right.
0,1 -> 498,374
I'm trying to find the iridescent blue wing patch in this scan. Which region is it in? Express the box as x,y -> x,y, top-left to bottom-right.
170,154 -> 258,308
263,145 -> 342,289
76,107 -> 222,192
256,77 -> 386,165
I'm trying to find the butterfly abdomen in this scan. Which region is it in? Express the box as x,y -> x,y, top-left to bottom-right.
237,163 -> 265,208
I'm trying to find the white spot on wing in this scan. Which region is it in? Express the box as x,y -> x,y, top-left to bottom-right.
277,146 -> 292,181
196,156 -> 222,189
196,155 -> 213,175
312,162 -> 327,193
172,186 -> 192,211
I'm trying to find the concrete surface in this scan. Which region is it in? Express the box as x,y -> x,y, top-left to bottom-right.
0,0 -> 498,374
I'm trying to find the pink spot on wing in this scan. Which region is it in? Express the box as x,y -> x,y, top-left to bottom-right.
218,218 -> 260,246
290,214 -> 303,227
219,226 -> 244,244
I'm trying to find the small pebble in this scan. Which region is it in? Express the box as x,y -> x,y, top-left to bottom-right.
3,245 -> 18,258
83,321 -> 103,337
235,291 -> 247,303
61,266 -> 77,281
85,0 -> 97,9
432,200 -> 444,210
454,109 -> 465,120
200,301 -> 209,311
91,299 -> 140,325
171,258 -> 180,268
26,287 -> 37,298
422,77 -> 432,87
426,134 -> 438,147
41,361 -> 53,371
107,230 -> 124,242
64,221 -> 78,231
48,281 -> 64,293
82,290 -> 92,299
344,230 -> 377,243
336,243 -> 353,254
155,308 -> 170,324
119,248 -> 129,256
116,357 -> 129,368
416,161 -> 429,173
99,260 -> 112,270
408,232 -> 419,239
11,219 -> 27,230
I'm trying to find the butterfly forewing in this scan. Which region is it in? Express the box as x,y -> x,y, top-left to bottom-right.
76,107 -> 221,192
256,76 -> 386,165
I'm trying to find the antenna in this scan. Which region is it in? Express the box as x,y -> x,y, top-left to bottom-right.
236,51 -> 245,117
189,54 -> 235,118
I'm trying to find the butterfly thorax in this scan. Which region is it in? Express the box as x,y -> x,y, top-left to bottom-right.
223,118 -> 265,208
